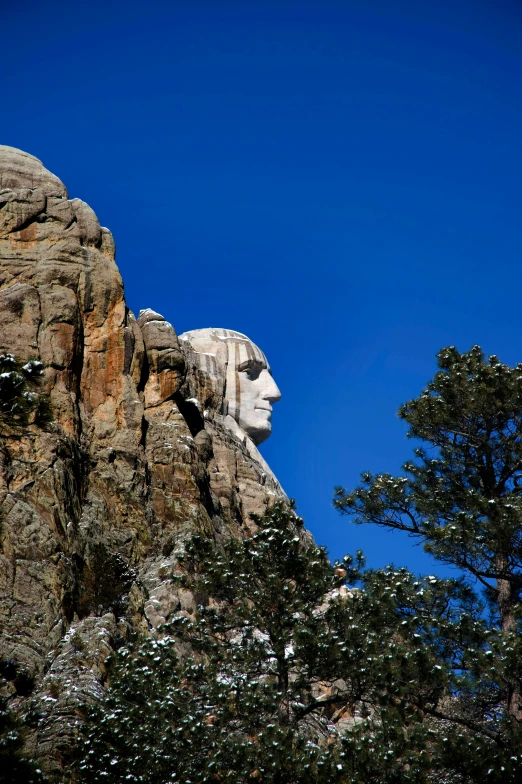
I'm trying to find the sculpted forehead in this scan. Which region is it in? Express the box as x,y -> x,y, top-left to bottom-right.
179,328 -> 268,369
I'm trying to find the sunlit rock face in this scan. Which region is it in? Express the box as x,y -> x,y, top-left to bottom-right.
0,146 -> 289,777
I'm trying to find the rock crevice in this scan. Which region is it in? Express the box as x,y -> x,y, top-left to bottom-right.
0,146 -> 286,776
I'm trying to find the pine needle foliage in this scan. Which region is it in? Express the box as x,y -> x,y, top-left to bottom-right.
0,695 -> 45,784
0,353 -> 49,431
0,356 -> 51,781
335,345 -> 522,778
75,502 -> 499,783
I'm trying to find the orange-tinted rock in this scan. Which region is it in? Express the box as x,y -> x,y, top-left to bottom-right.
0,146 -> 287,777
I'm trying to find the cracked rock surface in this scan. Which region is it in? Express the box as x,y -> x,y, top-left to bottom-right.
0,145 -> 287,777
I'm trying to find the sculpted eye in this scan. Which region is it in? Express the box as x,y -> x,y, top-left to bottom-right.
237,360 -> 262,380
246,366 -> 261,381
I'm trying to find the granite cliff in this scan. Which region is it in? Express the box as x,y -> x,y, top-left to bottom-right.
0,146 -> 287,776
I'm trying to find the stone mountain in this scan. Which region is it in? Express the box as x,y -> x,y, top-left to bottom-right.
0,145 -> 289,777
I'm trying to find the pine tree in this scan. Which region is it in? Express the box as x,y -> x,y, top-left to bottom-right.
335,345 -> 522,777
0,660 -> 45,784
0,697 -> 47,784
0,356 -> 50,781
75,502 -> 478,783
0,353 -> 48,431
77,503 -> 349,783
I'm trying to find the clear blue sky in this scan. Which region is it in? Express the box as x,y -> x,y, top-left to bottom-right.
4,0 -> 522,575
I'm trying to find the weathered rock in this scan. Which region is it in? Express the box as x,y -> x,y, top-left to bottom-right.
0,147 -> 67,197
0,146 -> 287,778
138,308 -> 185,407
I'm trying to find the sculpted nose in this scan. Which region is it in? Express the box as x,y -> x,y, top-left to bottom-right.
263,372 -> 281,404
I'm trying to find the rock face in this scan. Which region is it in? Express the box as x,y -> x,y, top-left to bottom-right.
0,146 -> 287,776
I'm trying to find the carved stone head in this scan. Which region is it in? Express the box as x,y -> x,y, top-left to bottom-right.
179,328 -> 281,446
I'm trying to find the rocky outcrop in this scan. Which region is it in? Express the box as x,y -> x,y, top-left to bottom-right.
0,146 -> 286,777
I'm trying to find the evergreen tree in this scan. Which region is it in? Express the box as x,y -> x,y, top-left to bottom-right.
0,698 -> 46,784
0,356 -> 50,781
335,345 -> 522,777
76,503 -> 478,783
0,353 -> 48,431
77,504 -> 348,783
0,659 -> 45,784
0,697 -> 43,783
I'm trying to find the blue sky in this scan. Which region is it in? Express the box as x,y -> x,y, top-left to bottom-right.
4,0 -> 522,575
